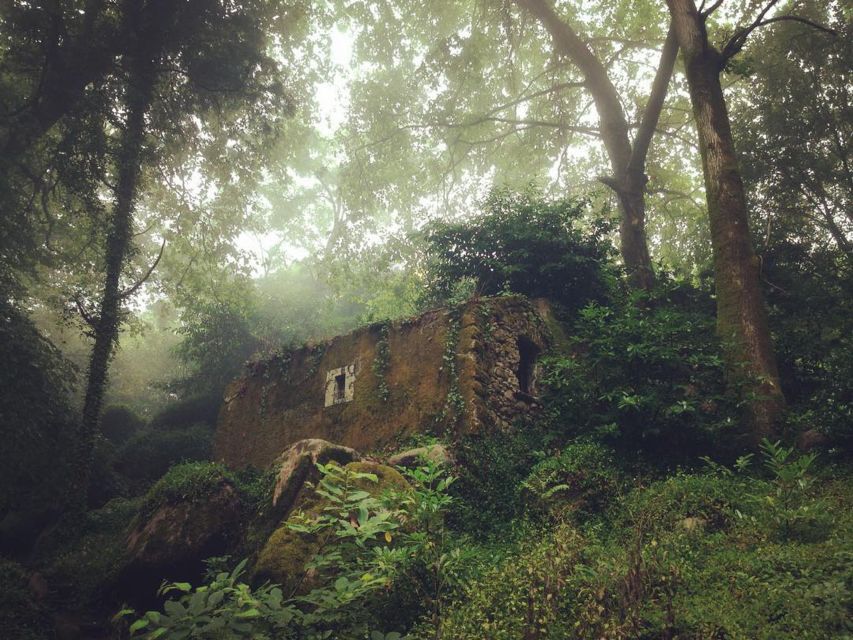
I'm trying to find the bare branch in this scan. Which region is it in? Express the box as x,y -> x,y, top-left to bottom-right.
700,0 -> 725,19
720,4 -> 834,62
120,238 -> 166,300
74,295 -> 98,330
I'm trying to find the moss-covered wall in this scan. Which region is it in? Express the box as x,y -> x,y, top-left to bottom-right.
214,296 -> 551,469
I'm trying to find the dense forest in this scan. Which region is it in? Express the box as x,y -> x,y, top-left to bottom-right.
1,0 -> 851,638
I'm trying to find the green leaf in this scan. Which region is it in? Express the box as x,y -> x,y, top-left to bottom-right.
129,619 -> 149,634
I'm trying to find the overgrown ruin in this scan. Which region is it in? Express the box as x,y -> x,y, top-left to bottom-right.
214,296 -> 554,469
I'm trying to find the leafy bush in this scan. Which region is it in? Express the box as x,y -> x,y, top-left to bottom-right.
87,436 -> 130,509
521,440 -> 623,522
148,393 -> 222,431
542,280 -> 738,459
760,231 -> 853,451
0,558 -> 51,640
420,187 -> 616,311
123,459 -> 460,639
136,462 -> 236,522
101,405 -> 146,445
36,498 -> 141,610
113,424 -> 213,494
448,427 -> 551,535
0,298 -> 76,516
407,524 -> 583,640
746,439 -> 832,542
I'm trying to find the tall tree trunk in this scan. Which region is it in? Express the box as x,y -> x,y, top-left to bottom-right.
515,0 -> 678,290
666,0 -> 784,444
71,49 -> 157,508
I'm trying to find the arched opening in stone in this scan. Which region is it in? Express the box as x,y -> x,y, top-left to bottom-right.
516,336 -> 540,396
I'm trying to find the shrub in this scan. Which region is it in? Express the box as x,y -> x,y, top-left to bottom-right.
0,298 -> 76,516
87,436 -> 129,509
420,187 -> 617,312
521,440 -> 623,522
542,279 -> 738,460
113,424 -> 213,494
36,498 -> 141,611
122,460 -> 460,640
148,393 -> 221,431
407,524 -> 584,640
448,426 -> 551,535
136,461 -> 236,522
0,558 -> 51,640
101,405 -> 145,445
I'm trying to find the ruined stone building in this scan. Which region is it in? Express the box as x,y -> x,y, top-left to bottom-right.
214,296 -> 554,469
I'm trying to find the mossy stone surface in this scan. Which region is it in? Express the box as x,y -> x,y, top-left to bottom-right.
252,461 -> 409,592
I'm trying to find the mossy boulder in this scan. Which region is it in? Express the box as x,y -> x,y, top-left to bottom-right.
387,444 -> 453,469
253,461 -> 409,592
120,464 -> 244,604
272,439 -> 361,518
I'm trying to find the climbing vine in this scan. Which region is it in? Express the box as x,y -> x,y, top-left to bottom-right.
432,307 -> 465,435
372,321 -> 392,403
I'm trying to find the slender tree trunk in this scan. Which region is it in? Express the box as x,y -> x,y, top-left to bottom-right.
515,0 -> 678,290
666,0 -> 784,444
72,50 -> 157,508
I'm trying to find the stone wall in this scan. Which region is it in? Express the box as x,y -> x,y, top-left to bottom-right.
213,296 -> 551,469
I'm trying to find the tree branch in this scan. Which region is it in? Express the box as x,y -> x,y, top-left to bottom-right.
700,0 -> 725,19
721,11 -> 834,62
120,238 -> 166,300
627,21 -> 679,177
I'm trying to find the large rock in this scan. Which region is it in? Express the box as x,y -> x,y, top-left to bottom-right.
121,481 -> 243,603
272,439 -> 361,517
387,444 -> 453,469
253,461 -> 408,593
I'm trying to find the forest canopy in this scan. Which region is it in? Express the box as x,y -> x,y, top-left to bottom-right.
0,1 -> 850,639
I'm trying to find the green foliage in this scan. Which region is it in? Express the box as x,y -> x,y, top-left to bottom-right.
421,188 -> 616,311
448,426 -> 551,535
124,459 -> 460,639
101,405 -> 146,445
137,462 -> 236,523
0,558 -> 51,640
521,440 -> 623,522
372,321 -> 391,402
747,439 -> 830,542
407,524 -> 583,640
542,280 -> 737,458
36,498 -> 141,610
149,394 -> 222,431
113,425 -> 213,494
117,559 -> 302,640
174,296 -> 262,398
421,456 -> 853,640
761,239 -> 853,449
0,298 -> 77,515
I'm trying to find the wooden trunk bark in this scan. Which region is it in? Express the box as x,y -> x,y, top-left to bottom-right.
72,51 -> 157,508
514,0 -> 678,290
667,0 -> 784,444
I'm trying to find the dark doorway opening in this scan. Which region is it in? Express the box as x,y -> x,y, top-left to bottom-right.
516,337 -> 540,396
334,373 -> 346,402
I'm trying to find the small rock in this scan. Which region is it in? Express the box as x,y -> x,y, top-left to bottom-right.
387,444 -> 453,469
